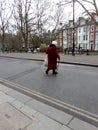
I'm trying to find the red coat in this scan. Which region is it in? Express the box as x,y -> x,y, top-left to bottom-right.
46,45 -> 60,70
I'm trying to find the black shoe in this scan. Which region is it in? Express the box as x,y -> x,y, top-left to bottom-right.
52,71 -> 58,75
45,70 -> 48,74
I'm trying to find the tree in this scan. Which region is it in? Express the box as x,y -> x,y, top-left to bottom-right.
32,0 -> 49,35
47,1 -> 66,43
13,0 -> 33,48
0,0 -> 12,49
61,0 -> 98,25
76,0 -> 98,26
12,0 -> 50,48
29,0 -> 50,47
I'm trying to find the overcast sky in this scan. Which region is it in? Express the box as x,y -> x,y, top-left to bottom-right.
50,0 -> 97,22
1,0 -> 97,31
49,0 -> 83,24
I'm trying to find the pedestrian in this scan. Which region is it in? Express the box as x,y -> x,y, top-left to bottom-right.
45,42 -> 60,75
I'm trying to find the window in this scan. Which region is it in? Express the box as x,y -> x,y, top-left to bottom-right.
83,35 -> 88,41
96,34 -> 98,40
83,27 -> 87,32
83,35 -> 85,40
91,25 -> 94,31
83,27 -> 85,32
79,28 -> 81,33
90,34 -> 94,40
86,35 -> 88,40
96,27 -> 98,31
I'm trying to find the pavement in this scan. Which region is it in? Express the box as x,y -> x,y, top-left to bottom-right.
0,52 -> 98,130
0,52 -> 98,67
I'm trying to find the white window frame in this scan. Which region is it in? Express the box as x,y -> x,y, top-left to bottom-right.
90,34 -> 94,40
79,28 -> 81,33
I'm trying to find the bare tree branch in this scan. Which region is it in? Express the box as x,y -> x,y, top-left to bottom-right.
76,0 -> 98,26
0,0 -> 13,48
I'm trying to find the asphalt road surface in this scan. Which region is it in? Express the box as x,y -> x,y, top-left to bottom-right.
0,57 -> 98,116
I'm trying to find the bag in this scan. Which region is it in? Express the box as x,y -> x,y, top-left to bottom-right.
44,57 -> 48,67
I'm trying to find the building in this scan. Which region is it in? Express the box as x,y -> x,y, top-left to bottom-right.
56,17 -> 98,51
77,17 -> 89,51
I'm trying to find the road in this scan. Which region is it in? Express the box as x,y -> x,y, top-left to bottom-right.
0,57 -> 98,116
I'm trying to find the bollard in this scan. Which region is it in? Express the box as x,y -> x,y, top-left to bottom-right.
87,49 -> 89,55
64,49 -> 66,55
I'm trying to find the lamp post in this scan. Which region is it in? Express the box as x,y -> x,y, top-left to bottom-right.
72,0 -> 75,56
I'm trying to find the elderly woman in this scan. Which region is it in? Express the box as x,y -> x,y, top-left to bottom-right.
45,43 -> 60,75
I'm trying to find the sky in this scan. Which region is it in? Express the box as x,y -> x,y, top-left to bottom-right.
50,0 -> 97,22
49,0 -> 83,25
43,0 -> 97,30
0,0 -> 97,32
3,0 -> 97,23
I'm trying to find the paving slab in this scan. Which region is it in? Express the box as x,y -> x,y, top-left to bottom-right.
7,90 -> 32,103
59,125 -> 71,130
11,100 -> 25,110
0,102 -> 34,130
68,118 -> 98,130
0,91 -> 15,104
20,105 -> 37,118
26,98 -> 73,125
0,83 -> 98,130
31,112 -> 62,130
0,84 -> 13,93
